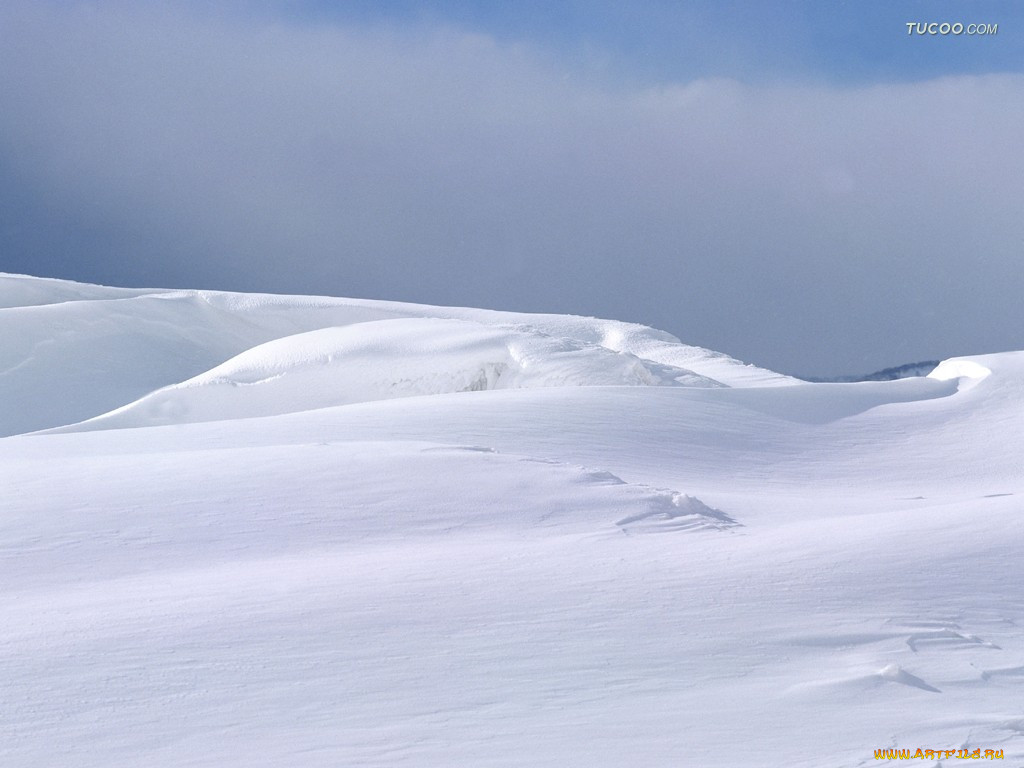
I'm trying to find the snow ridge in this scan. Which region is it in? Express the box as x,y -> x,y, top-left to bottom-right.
3,273 -> 1024,768
0,273 -> 789,436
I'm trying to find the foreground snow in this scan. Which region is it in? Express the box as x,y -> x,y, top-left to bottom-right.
1,273 -> 1022,767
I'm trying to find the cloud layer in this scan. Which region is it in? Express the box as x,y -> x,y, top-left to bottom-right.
2,2 -> 1022,375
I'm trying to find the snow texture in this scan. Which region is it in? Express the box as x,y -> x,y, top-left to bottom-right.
1,273 -> 1022,767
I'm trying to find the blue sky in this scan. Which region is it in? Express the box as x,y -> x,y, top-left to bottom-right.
1,1 -> 1022,376
282,0 -> 1023,83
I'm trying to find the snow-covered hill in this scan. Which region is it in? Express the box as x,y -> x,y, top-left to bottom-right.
1,273 -> 1021,767
0,274 -> 792,437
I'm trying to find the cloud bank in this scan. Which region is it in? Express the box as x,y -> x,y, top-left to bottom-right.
1,2 -> 1022,375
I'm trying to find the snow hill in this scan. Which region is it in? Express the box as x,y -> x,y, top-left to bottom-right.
0,273 -> 790,437
2,272 -> 1022,768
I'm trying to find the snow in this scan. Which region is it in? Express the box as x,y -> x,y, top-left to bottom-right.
929,356 -> 994,390
57,317 -> 722,431
0,274 -> 792,437
1,272 -> 1022,767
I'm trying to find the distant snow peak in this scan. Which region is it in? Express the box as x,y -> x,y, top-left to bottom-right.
804,361 -> 940,383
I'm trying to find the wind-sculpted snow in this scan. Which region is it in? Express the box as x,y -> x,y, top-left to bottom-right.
2,273 -> 1024,768
0,273 -> 790,436
62,318 -> 721,430
0,272 -> 152,308
929,355 -> 994,390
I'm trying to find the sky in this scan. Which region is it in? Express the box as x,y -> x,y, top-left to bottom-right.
1,0 -> 1022,376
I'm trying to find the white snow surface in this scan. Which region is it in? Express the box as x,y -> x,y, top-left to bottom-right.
2,273 -> 1023,767
57,317 -> 723,431
0,274 -> 789,437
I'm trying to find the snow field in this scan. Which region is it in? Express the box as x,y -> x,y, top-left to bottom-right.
1,273 -> 1022,766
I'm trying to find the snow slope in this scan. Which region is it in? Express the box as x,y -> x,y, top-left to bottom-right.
0,274 -> 791,437
54,317 -> 722,431
1,273 -> 1022,767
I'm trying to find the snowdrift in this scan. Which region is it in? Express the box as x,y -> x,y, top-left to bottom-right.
2,272 -> 1023,768
59,317 -> 722,431
0,273 -> 792,436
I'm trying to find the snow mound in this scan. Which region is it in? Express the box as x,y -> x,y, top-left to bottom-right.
928,357 -> 993,390
0,273 -> 796,435
64,318 -> 720,430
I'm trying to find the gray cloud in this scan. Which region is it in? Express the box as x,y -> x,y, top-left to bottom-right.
1,2 -> 1022,375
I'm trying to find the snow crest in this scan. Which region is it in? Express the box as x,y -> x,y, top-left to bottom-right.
64,318 -> 721,430
0,273 -> 796,436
